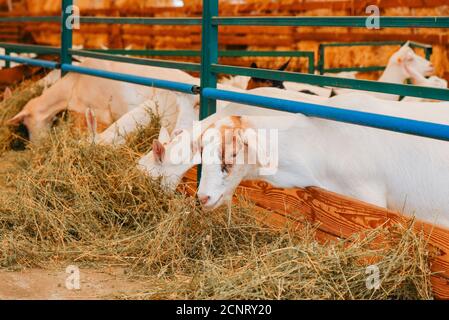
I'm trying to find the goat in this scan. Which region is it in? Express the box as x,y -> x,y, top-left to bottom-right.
196,112 -> 449,228
139,87 -> 449,195
401,67 -> 448,102
7,58 -> 199,142
247,43 -> 435,100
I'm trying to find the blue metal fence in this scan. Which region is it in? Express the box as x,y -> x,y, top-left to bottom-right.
0,0 -> 448,145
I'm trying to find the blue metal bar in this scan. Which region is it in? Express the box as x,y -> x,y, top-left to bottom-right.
61,0 -> 73,76
60,64 -> 199,94
202,88 -> 449,142
0,55 -> 58,69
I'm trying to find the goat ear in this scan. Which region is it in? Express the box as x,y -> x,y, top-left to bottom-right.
85,107 -> 97,138
278,59 -> 291,71
7,110 -> 29,126
250,62 -> 258,69
152,139 -> 166,163
397,46 -> 415,63
3,87 -> 12,101
158,127 -> 170,144
237,126 -> 272,169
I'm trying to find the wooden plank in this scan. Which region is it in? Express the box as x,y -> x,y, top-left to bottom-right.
183,167 -> 449,300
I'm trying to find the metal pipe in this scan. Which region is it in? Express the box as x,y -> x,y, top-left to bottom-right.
200,0 -> 218,119
0,16 -> 59,23
0,55 -> 58,69
60,63 -> 199,94
212,16 -> 449,28
211,64 -> 449,101
4,48 -> 10,68
202,88 -> 449,142
79,17 -> 202,25
69,49 -> 201,72
61,0 -> 73,76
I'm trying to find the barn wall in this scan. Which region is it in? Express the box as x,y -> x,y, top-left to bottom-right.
2,0 -> 449,80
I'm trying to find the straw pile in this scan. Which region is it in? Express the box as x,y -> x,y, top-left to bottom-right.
0,83 -> 434,300
0,81 -> 44,154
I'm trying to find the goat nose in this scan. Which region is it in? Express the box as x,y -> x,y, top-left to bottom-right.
198,195 -> 210,205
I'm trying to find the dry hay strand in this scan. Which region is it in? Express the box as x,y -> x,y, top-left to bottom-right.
0,118 -> 434,300
118,220 -> 433,300
0,81 -> 44,154
0,80 -> 434,299
124,110 -> 162,155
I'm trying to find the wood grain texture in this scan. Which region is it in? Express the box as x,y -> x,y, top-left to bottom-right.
182,168 -> 449,300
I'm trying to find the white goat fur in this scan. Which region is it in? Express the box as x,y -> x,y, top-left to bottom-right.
401,67 -> 448,102
333,44 -> 434,100
8,58 -> 199,142
197,112 -> 449,228
138,87 -> 449,194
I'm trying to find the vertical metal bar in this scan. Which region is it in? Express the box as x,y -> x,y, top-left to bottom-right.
4,48 -> 10,68
198,0 -> 218,183
61,0 -> 73,76
307,52 -> 315,74
200,0 -> 218,118
425,47 -> 433,61
318,44 -> 324,75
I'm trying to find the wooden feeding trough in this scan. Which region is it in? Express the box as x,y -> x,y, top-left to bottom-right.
182,168 -> 449,300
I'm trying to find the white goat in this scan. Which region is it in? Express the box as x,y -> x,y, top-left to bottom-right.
196,112 -> 449,229
97,83 -> 326,148
219,75 -> 251,90
401,67 -> 448,102
138,87 -> 449,192
95,91 -> 183,145
7,58 -> 199,142
331,43 -> 434,100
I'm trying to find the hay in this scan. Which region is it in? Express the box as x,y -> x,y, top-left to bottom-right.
0,86 -> 434,300
0,81 -> 44,154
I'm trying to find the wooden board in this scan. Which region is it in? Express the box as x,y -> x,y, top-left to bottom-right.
182,168 -> 449,300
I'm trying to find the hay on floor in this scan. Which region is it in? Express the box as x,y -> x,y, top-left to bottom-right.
0,81 -> 434,300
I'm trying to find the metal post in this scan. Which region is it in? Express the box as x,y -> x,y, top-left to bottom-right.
4,48 -> 10,68
198,0 -> 218,183
425,47 -> 433,61
61,0 -> 73,76
318,44 -> 324,75
200,0 -> 218,118
307,52 -> 315,74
